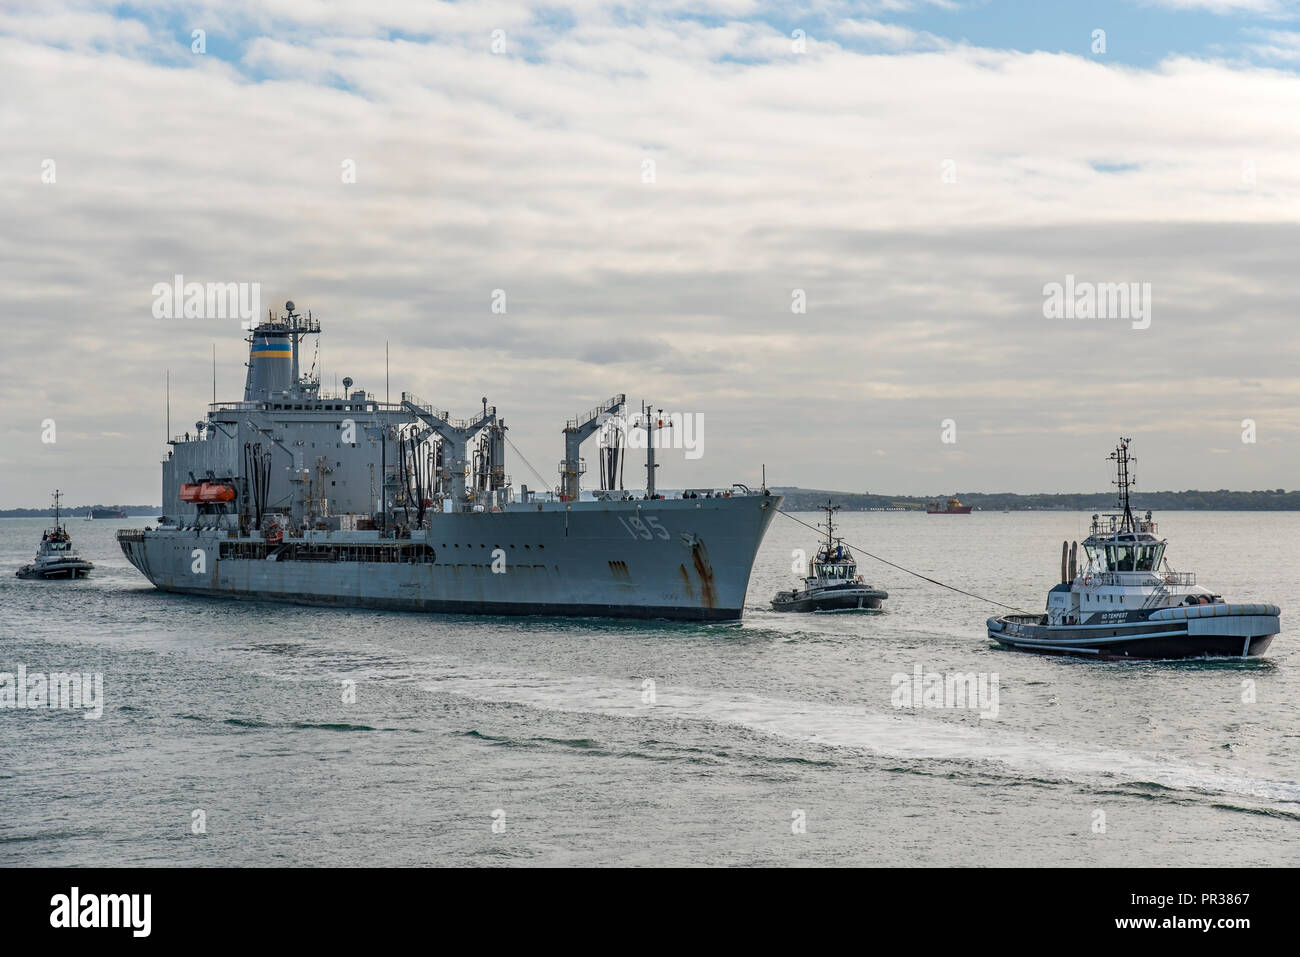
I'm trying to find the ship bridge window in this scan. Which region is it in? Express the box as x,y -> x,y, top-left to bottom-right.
1096,543 -> 1163,572
1134,546 -> 1159,571
816,564 -> 851,579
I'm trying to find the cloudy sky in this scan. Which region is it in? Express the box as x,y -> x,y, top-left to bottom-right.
2,0 -> 1298,507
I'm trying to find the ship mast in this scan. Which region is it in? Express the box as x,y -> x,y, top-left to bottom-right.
1108,437 -> 1136,532
640,402 -> 671,498
284,300 -> 320,394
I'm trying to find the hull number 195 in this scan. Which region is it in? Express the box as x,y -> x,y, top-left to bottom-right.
617,515 -> 669,540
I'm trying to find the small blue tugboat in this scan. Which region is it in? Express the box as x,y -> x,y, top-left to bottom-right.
772,503 -> 887,612
16,491 -> 94,581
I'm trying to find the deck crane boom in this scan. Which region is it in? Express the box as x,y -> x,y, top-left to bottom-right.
559,394 -> 626,500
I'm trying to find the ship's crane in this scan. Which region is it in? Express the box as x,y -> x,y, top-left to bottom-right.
559,394 -> 626,500
400,393 -> 497,511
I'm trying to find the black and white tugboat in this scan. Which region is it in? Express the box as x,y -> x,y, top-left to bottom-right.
988,439 -> 1281,659
16,491 -> 94,581
771,503 -> 887,612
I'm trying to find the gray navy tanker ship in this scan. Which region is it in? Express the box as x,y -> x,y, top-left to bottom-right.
119,303 -> 780,620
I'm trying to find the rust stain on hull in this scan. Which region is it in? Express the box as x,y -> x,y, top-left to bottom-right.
690,542 -> 716,608
678,563 -> 694,600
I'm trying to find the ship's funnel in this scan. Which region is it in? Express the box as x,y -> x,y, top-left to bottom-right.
244,322 -> 293,400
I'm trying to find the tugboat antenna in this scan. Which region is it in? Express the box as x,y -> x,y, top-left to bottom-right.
819,501 -> 840,549
1108,437 -> 1136,532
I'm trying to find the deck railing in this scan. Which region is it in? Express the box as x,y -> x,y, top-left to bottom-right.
1085,570 -> 1195,587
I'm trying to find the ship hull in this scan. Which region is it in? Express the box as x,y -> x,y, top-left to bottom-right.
987,603 -> 1281,660
118,494 -> 780,622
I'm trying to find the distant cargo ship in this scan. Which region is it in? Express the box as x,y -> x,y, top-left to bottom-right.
926,496 -> 972,514
90,507 -> 128,519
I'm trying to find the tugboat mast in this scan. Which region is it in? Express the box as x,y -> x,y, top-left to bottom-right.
818,501 -> 839,552
1108,437 -> 1136,532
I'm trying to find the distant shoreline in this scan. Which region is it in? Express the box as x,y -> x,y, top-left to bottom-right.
2,487 -> 1297,515
0,506 -> 161,518
771,489 -> 1299,511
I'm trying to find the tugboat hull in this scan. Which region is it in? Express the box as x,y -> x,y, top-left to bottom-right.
987,603 -> 1281,660
771,586 -> 887,613
16,561 -> 94,581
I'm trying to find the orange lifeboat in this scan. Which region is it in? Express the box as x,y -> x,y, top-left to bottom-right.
198,483 -> 236,503
179,483 -> 203,503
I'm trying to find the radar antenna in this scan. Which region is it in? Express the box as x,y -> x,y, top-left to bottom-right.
276,300 -> 322,391
1108,437 -> 1136,532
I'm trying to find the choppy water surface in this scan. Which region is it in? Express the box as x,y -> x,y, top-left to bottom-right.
1,511 -> 1296,866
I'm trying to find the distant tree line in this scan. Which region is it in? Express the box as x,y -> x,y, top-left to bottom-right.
4,488 -> 1297,516
771,488 -> 1298,511
0,505 -> 160,518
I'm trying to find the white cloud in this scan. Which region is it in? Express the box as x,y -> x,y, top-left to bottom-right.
833,17 -> 947,50
1244,27 -> 1300,59
0,1 -> 1297,503
1146,0 -> 1298,16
